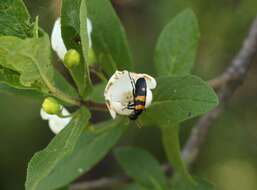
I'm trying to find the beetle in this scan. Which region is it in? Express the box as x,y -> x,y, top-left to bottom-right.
126,72 -> 147,120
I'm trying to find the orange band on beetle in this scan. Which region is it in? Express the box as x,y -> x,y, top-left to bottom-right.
135,105 -> 145,110
135,96 -> 146,102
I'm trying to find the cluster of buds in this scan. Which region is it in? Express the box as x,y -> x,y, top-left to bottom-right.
41,17 -> 157,134
40,17 -> 94,134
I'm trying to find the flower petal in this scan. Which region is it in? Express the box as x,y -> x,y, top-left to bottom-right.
40,108 -> 50,120
111,101 -> 133,116
106,101 -> 117,119
40,107 -> 72,135
145,88 -> 153,108
48,116 -> 71,134
87,18 -> 93,47
129,72 -> 157,89
104,70 -> 134,103
51,17 -> 93,61
51,18 -> 67,60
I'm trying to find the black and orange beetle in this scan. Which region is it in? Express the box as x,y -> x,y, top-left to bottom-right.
126,72 -> 147,120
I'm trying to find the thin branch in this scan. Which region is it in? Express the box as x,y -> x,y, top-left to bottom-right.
55,0 -> 61,17
182,15 -> 257,166
70,14 -> 257,190
82,101 -> 108,112
70,164 -> 171,190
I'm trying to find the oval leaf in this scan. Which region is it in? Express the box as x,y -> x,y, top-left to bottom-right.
32,119 -> 127,190
87,0 -> 133,76
115,147 -> 168,190
0,83 -> 44,99
155,9 -> 200,76
25,108 -> 91,190
0,34 -> 79,104
0,0 -> 32,38
140,75 -> 218,127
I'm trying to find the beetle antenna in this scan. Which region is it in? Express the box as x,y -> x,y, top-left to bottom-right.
128,72 -> 136,96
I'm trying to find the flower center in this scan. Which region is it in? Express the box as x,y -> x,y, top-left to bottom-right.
121,91 -> 134,106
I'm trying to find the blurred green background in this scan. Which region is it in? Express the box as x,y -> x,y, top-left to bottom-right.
0,0 -> 257,189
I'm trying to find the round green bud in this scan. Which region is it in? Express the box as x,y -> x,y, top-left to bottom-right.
42,97 -> 61,115
64,49 -> 81,68
88,48 -> 96,65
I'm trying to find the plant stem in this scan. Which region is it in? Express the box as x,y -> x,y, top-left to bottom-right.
55,0 -> 61,17
161,126 -> 194,184
81,100 -> 108,112
182,15 -> 257,166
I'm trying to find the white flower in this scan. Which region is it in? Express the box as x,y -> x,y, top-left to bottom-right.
40,107 -> 72,134
51,17 -> 93,60
104,70 -> 157,119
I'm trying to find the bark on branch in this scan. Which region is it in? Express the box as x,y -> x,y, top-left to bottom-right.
182,15 -> 257,166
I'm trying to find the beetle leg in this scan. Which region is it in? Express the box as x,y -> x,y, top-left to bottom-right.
122,102 -> 135,110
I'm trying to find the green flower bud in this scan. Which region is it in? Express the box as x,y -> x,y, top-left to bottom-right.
42,97 -> 61,115
88,48 -> 96,65
64,49 -> 81,68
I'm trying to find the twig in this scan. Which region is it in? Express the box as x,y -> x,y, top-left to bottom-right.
55,0 -> 61,17
82,101 -> 108,112
70,164 -> 171,190
70,14 -> 257,190
182,15 -> 257,166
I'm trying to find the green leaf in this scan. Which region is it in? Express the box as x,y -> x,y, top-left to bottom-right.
0,65 -> 32,89
80,0 -> 92,94
25,108 -> 91,190
171,176 -> 215,190
87,82 -> 106,103
32,119 -> 127,190
88,0 -> 133,76
0,34 -> 79,105
121,183 -> 148,190
155,9 -> 199,76
61,0 -> 92,97
115,147 -> 168,190
0,64 -> 44,99
61,0 -> 81,49
0,36 -> 45,89
56,187 -> 68,190
0,0 -> 32,38
0,83 -> 44,99
140,75 -> 218,127
161,126 -> 194,185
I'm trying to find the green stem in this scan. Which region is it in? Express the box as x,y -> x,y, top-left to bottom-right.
19,52 -> 81,106
161,125 -> 195,184
47,84 -> 81,106
33,16 -> 39,39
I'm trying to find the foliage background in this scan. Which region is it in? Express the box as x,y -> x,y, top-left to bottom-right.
0,0 -> 257,189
